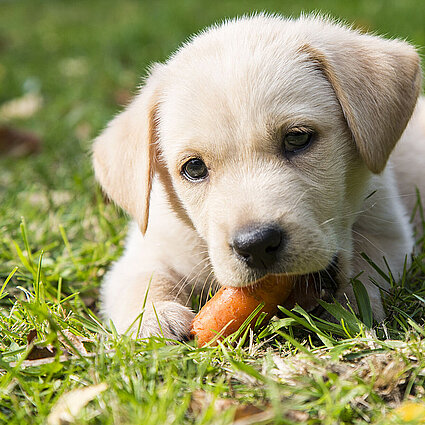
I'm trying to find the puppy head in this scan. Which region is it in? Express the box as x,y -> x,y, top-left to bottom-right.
93,15 -> 421,285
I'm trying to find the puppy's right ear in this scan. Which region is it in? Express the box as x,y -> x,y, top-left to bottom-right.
93,66 -> 163,235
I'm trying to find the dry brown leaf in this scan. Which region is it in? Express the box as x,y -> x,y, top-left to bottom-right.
233,408 -> 275,425
59,330 -> 91,356
27,329 -> 37,345
10,354 -> 70,369
190,390 -> 233,415
285,409 -> 310,422
26,329 -> 57,361
8,351 -> 115,370
0,93 -> 43,120
233,404 -> 265,421
26,345 -> 57,361
21,329 -> 95,364
233,404 -> 308,424
0,125 -> 41,156
47,383 -> 107,425
190,390 -> 267,423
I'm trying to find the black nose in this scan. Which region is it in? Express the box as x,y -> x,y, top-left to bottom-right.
231,224 -> 284,269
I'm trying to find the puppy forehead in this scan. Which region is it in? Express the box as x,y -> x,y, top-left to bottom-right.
158,21 -> 340,156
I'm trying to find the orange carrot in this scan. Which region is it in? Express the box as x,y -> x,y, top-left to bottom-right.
190,275 -> 294,347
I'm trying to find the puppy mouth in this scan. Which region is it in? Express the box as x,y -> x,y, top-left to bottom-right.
222,255 -> 340,315
278,255 -> 340,315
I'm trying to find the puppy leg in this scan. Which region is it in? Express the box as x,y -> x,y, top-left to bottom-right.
101,262 -> 194,341
101,210 -> 210,341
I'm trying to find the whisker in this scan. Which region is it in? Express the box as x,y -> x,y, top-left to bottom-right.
170,256 -> 212,298
173,258 -> 212,300
291,187 -> 315,212
198,269 -> 217,310
351,229 -> 386,255
184,262 -> 214,306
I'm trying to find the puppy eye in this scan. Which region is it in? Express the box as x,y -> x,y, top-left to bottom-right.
181,158 -> 209,181
282,130 -> 314,154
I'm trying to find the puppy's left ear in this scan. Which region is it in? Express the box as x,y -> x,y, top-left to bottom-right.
301,30 -> 422,173
92,65 -> 163,234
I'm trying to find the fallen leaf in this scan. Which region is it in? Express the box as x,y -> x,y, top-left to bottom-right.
47,383 -> 108,425
190,390 -> 267,423
190,390 -> 233,415
285,409 -> 310,422
8,350 -> 115,370
233,408 -> 275,425
27,345 -> 57,361
0,125 -> 41,156
26,329 -> 57,361
233,406 -> 309,424
233,404 -> 265,421
27,329 -> 37,344
59,330 -> 91,356
0,92 -> 43,120
9,354 -> 70,369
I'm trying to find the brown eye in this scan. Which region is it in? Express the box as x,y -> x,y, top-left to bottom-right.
283,130 -> 314,154
181,158 -> 208,181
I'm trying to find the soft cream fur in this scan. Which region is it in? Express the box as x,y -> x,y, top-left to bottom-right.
93,14 -> 424,340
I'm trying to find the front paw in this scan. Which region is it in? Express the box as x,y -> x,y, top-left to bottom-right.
139,301 -> 195,342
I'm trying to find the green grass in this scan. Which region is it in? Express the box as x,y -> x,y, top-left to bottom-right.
1,1 -> 425,423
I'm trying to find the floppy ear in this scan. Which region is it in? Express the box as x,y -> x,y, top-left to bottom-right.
300,30 -> 421,173
93,67 -> 162,234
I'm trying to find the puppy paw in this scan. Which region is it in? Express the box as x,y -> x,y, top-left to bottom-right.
139,301 -> 195,342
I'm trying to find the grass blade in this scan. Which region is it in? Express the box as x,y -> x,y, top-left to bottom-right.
352,279 -> 373,328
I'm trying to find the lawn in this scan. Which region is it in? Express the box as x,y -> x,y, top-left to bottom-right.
1,0 -> 425,423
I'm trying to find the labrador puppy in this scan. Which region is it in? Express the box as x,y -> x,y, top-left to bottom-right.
93,14 -> 424,341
